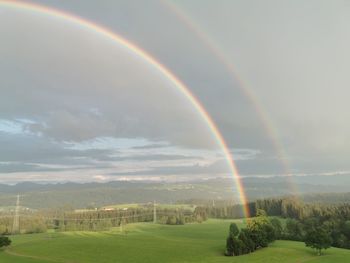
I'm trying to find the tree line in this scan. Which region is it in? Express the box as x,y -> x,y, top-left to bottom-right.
225,209 -> 333,256
0,206 -> 207,234
255,198 -> 350,250
197,197 -> 350,253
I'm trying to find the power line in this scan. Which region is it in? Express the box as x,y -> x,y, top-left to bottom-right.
12,194 -> 20,234
153,200 -> 157,224
1,211 -> 193,221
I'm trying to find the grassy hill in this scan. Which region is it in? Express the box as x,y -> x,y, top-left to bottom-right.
1,219 -> 350,262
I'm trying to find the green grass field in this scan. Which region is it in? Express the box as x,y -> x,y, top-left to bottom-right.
1,219 -> 350,262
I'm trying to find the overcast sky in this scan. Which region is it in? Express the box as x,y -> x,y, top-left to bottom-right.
0,0 -> 350,183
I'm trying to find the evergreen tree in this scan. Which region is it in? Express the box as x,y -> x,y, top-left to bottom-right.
284,218 -> 303,240
0,236 -> 11,248
229,223 -> 239,237
270,217 -> 282,239
238,229 -> 255,253
225,236 -> 234,256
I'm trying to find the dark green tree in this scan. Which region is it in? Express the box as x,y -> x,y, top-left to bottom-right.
0,236 -> 11,248
226,222 -> 245,256
225,236 -> 234,256
270,218 -> 282,239
229,223 -> 239,237
304,228 -> 332,255
342,220 -> 350,237
226,235 -> 245,256
232,238 -> 245,256
238,229 -> 254,253
284,218 -> 303,240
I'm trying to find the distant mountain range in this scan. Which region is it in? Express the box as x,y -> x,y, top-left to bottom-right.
0,174 -> 350,209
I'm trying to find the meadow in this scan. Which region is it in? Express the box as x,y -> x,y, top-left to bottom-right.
1,219 -> 350,263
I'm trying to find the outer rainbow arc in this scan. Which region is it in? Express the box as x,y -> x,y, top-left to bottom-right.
162,0 -> 290,173
163,0 -> 298,195
0,0 -> 250,217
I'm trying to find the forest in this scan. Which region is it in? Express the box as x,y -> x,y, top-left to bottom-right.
2,194 -> 350,253
0,206 -> 206,234
201,197 -> 350,252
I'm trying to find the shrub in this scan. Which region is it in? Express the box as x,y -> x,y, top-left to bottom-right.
0,236 -> 11,248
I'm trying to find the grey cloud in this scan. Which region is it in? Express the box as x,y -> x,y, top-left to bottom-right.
109,159 -> 228,177
26,111 -> 117,141
106,154 -> 202,162
131,143 -> 169,150
0,9 -> 217,149
17,0 -> 270,151
0,131 -> 212,175
2,0 -> 347,180
0,163 -> 49,174
0,132 -> 112,166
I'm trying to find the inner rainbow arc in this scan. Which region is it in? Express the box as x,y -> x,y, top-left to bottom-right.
0,0 -> 250,217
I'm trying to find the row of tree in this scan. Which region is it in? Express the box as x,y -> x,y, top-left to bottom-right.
0,206 -> 207,234
282,216 -> 348,251
187,197 -> 350,255
197,196 -> 350,221
255,197 -> 350,221
254,198 -> 350,250
195,203 -> 256,219
226,212 -> 333,256
217,197 -> 350,253
0,216 -> 47,235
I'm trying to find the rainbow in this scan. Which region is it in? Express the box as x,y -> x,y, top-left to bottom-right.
0,1 -> 250,216
163,0 -> 299,195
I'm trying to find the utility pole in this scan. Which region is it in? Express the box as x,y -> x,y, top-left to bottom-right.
12,194 -> 20,234
153,200 -> 157,223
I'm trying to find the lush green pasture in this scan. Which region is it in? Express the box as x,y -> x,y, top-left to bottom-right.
1,219 -> 350,262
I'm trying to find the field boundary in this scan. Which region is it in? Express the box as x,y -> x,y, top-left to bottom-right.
5,247 -> 63,263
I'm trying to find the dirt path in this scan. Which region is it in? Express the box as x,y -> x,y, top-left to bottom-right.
5,247 -> 64,263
